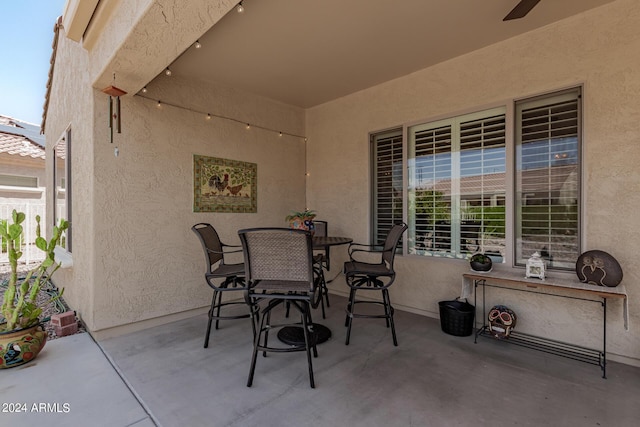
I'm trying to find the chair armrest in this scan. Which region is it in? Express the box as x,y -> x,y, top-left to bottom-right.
206,246 -> 243,257
347,243 -> 384,262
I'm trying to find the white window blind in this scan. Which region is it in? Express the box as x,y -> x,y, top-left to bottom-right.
515,88 -> 581,269
459,113 -> 506,258
408,108 -> 506,259
372,129 -> 403,246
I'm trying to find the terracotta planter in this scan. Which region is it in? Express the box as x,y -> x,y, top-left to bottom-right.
0,323 -> 47,369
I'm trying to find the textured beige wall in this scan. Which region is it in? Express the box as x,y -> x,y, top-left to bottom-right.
88,0 -> 238,95
90,74 -> 306,332
44,28 -> 96,329
48,0 -> 640,364
306,0 -> 640,364
47,0 -> 306,336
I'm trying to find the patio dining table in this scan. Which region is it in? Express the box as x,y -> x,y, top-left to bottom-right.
277,235 -> 352,346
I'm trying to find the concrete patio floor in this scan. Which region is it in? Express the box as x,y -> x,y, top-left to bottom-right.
3,294 -> 639,426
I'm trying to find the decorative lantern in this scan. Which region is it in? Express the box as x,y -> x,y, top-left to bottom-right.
526,251 -> 546,280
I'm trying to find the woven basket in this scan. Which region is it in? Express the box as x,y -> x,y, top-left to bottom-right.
438,298 -> 475,337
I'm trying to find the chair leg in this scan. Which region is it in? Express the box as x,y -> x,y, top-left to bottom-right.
345,289 -> 356,345
345,288 -> 355,327
249,298 -> 259,340
314,265 -> 327,319
382,289 -> 391,328
214,289 -> 224,330
263,306 -> 272,357
247,309 -> 268,387
319,287 -> 326,319
383,289 -> 398,346
301,302 -> 315,388
323,277 -> 331,308
204,290 -> 218,348
305,303 -> 319,358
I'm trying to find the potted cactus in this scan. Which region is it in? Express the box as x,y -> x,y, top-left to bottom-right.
0,209 -> 68,368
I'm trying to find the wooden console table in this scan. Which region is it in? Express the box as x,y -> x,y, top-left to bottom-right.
462,270 -> 628,378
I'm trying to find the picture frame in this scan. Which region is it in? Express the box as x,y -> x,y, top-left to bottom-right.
193,154 -> 257,213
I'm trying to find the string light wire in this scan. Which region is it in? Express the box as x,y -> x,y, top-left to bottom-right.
136,93 -> 307,141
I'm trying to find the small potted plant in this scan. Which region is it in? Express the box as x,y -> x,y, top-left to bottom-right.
0,210 -> 68,368
285,209 -> 316,234
469,253 -> 493,272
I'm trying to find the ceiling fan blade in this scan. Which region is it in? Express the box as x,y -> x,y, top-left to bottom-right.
503,0 -> 541,21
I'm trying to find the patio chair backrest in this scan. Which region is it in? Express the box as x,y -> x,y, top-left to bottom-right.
314,220 -> 327,237
192,223 -> 224,273
239,228 -> 314,288
381,222 -> 408,268
313,220 -> 330,269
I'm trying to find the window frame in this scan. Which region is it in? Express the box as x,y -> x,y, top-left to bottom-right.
513,87 -> 582,270
406,106 -> 508,261
370,86 -> 582,271
53,127 -> 72,253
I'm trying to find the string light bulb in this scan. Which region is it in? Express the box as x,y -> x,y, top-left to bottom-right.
246,123 -> 251,129
157,100 -> 162,107
194,40 -> 202,49
165,67 -> 172,76
206,113 -> 211,120
279,131 -> 283,137
236,2 -> 244,13
141,86 -> 148,93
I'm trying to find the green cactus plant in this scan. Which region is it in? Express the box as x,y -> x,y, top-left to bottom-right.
0,210 -> 69,332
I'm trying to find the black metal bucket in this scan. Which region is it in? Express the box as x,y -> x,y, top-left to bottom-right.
438,298 -> 475,337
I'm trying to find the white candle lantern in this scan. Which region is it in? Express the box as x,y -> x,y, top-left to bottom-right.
526,251 -> 546,280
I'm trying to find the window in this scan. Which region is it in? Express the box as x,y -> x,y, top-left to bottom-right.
371,87 -> 582,271
54,128 -> 71,252
407,108 -> 506,261
515,88 -> 581,269
371,129 -> 403,246
0,174 -> 38,188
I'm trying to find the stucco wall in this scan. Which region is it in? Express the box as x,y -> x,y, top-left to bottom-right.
44,27 -> 96,329
47,0 -> 640,365
90,75 -> 306,333
306,0 -> 640,365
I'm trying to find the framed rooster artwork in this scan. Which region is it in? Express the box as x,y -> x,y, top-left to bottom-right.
193,154 -> 257,213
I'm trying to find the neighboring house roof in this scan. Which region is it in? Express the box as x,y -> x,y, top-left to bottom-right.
0,115 -> 45,146
0,115 -> 46,159
41,16 -> 62,133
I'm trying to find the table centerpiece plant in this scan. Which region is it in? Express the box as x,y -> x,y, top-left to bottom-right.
285,209 -> 316,234
0,209 -> 68,368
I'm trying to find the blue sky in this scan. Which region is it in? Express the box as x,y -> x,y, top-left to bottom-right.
0,0 -> 67,125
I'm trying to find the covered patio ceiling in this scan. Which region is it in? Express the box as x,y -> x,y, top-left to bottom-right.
168,0 -> 617,108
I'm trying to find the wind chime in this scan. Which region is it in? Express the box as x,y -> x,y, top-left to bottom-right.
102,74 -> 127,149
